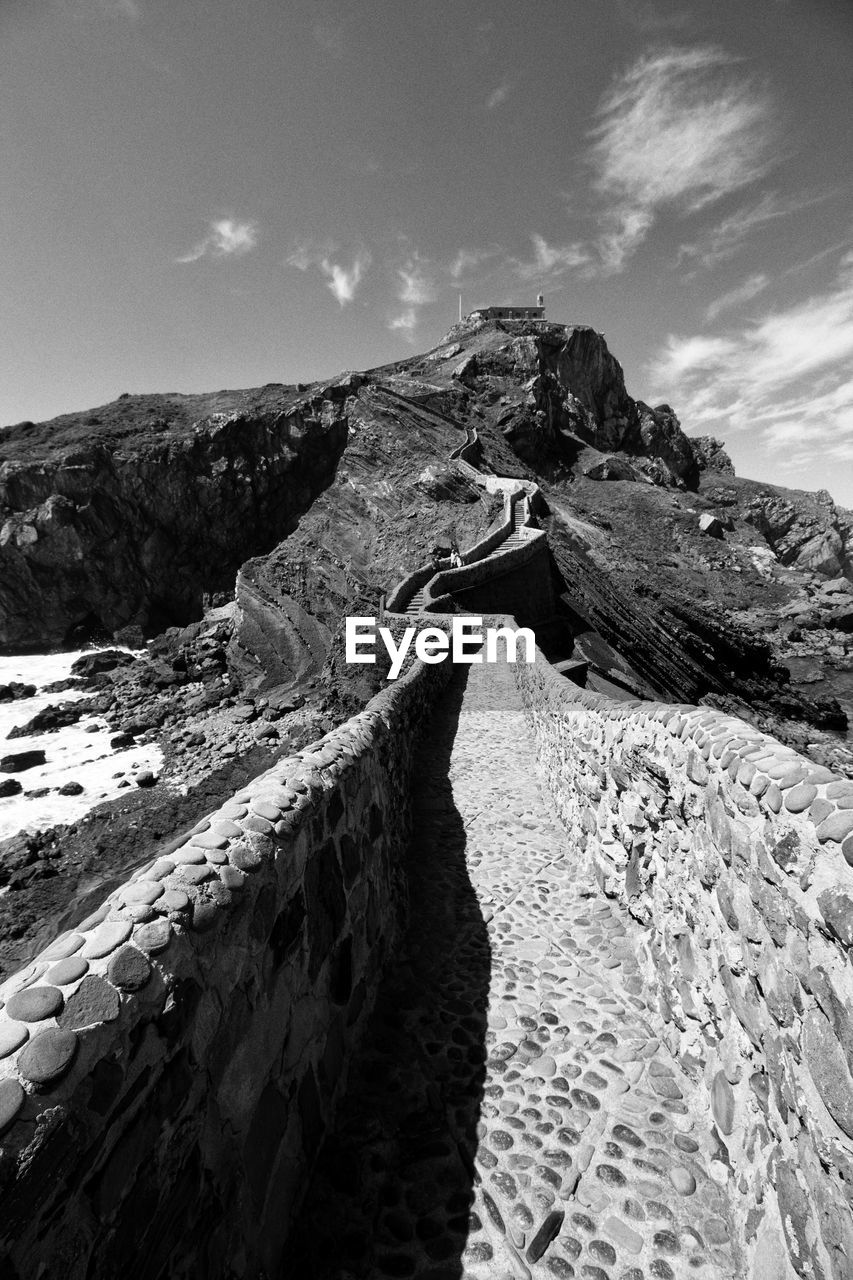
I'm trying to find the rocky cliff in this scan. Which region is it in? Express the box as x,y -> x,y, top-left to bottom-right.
2,317 -> 851,764
0,382 -> 353,650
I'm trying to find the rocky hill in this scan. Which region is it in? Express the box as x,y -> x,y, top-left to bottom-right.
1,313 -> 852,974
2,317 -> 851,752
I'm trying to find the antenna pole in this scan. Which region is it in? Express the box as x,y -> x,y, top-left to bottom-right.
459,293 -> 462,323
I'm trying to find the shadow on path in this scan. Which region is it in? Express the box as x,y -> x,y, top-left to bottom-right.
284,666 -> 492,1279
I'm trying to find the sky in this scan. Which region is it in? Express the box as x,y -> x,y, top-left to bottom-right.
1,0 -> 852,506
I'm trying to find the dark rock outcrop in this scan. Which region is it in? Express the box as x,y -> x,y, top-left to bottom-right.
0,384 -> 351,650
7,702 -> 88,738
744,489 -> 851,576
70,649 -> 136,677
450,323 -> 701,487
2,312 -> 850,767
583,456 -> 646,483
0,683 -> 36,702
0,750 -> 45,772
690,435 -> 735,475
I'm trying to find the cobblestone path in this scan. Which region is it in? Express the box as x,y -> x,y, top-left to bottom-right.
286,657 -> 737,1280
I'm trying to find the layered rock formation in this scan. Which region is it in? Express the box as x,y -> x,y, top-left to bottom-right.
2,316 -> 851,762
744,487 -> 852,577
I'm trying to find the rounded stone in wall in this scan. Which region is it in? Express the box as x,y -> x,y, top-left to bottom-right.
18,1027 -> 78,1086
58,976 -> 120,1030
0,1022 -> 28,1059
46,958 -> 89,986
0,1079 -> 25,1133
107,946 -> 152,992
81,921 -> 133,960
6,987 -> 64,1023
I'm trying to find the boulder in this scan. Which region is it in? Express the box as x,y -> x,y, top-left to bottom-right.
583,456 -> 646,482
0,750 -> 46,773
699,514 -> 724,539
825,603 -> 853,633
8,702 -> 86,738
0,683 -> 36,702
70,649 -> 137,677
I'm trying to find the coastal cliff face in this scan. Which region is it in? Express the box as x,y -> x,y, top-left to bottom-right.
1,317 -> 851,765
0,384 -> 351,650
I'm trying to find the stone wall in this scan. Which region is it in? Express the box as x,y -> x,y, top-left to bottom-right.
386,432 -> 541,615
512,634 -> 853,1280
0,652 -> 453,1279
430,532 -> 556,625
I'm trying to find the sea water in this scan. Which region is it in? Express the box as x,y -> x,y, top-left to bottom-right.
0,651 -> 164,841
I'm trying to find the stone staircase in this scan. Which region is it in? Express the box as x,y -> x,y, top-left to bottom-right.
404,498 -> 528,618
405,586 -> 430,615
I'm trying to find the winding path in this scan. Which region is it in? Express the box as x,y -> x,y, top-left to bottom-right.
286,654 -> 737,1279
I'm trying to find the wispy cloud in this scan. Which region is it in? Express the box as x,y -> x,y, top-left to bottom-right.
450,247 -> 501,280
485,79 -> 511,110
177,217 -> 258,264
512,234 -> 590,282
705,272 -> 769,321
388,309 -> 417,334
288,244 -> 371,306
649,251 -> 853,477
678,192 -> 817,272
589,46 -> 775,271
388,253 -> 436,339
397,257 -> 435,306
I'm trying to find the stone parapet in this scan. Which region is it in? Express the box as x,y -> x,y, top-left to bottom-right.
512,632 -> 853,1280
0,652 -> 453,1278
387,423 -> 541,614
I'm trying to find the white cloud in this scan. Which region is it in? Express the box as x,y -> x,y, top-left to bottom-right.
589,46 -> 775,270
512,234 -> 590,281
324,254 -> 370,305
705,273 -> 769,321
177,217 -> 258,264
678,192 -> 822,271
287,244 -> 371,306
385,254 -> 436,338
486,79 -> 511,110
449,247 -> 501,280
388,309 -> 417,335
397,258 -> 435,306
649,252 -> 853,475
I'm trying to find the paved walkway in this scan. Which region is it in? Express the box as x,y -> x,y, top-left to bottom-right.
286,657 -> 736,1279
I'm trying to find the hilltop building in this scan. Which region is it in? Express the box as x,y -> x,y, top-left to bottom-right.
467,293 -> 545,322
